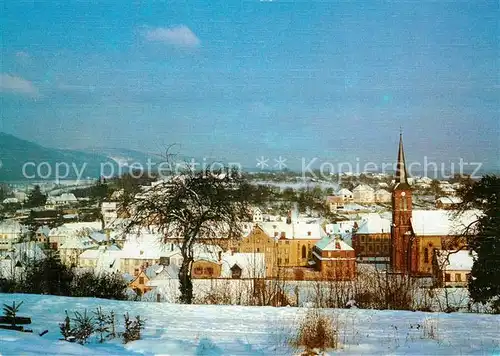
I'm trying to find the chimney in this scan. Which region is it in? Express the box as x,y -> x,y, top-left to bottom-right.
286,210 -> 292,224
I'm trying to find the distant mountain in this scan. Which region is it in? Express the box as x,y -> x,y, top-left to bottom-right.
0,132 -> 119,182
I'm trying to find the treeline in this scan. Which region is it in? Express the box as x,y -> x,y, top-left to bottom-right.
0,255 -> 128,300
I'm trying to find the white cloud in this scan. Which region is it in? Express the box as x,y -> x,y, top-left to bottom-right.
0,73 -> 39,96
142,25 -> 200,48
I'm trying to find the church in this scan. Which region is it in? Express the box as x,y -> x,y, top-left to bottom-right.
390,134 -> 479,276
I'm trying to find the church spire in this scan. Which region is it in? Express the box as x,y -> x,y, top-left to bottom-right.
395,132 -> 409,188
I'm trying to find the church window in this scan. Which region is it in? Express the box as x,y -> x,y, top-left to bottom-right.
424,248 -> 429,263
302,245 -> 307,259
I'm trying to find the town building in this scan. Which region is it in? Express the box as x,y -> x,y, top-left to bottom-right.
434,250 -> 474,287
312,235 -> 356,280
352,184 -> 375,204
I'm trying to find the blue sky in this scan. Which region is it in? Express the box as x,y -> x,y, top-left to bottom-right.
1,1 -> 498,170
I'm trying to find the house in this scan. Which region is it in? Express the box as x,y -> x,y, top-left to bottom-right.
48,222 -> 102,250
312,235 -> 356,280
238,220 -> 328,277
326,196 -> 344,212
336,188 -> 353,201
0,242 -> 46,279
252,207 -> 263,222
59,235 -> 97,267
35,226 -> 50,244
2,198 -> 19,205
352,214 -> 391,265
436,196 -> 462,210
101,202 -> 120,227
192,258 -> 221,279
119,234 -> 172,276
440,185 -> 457,196
46,193 -> 78,208
220,252 -> 266,279
352,184 -> 375,204
128,270 -> 152,296
434,250 -> 475,287
374,189 -> 391,203
0,220 -> 24,252
78,244 -> 122,273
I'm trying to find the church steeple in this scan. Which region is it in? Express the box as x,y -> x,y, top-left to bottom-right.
391,131 -> 415,275
394,132 -> 410,189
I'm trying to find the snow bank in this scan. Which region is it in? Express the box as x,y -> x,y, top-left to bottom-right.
0,293 -> 499,355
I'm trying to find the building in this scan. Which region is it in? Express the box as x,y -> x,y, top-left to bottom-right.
434,250 -> 474,287
312,235 -> 356,280
326,196 -> 345,212
59,235 -> 97,267
252,207 -> 264,223
45,193 -> 78,208
436,196 -> 462,210
352,214 -> 391,265
238,220 -> 327,277
336,188 -> 353,201
390,134 -> 479,276
352,184 -> 375,204
48,222 -> 102,250
0,220 -> 24,252
101,202 -> 119,227
374,189 -> 392,203
220,252 -> 266,279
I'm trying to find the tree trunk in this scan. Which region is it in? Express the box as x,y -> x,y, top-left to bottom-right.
179,258 -> 193,304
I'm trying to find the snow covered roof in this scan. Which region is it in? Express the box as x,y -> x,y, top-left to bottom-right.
59,236 -> 97,250
36,225 -> 50,236
436,196 -> 462,205
220,253 -> 266,278
0,220 -> 24,234
49,222 -> 102,236
315,236 -> 354,251
7,242 -> 46,262
336,188 -> 353,196
436,250 -> 475,271
356,214 -> 391,234
353,184 -> 374,192
411,210 -> 480,236
374,189 -> 391,196
258,221 -> 327,240
89,232 -> 107,243
2,198 -> 19,204
120,233 -> 171,259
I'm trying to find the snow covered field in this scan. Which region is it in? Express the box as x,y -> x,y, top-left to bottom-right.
0,293 -> 499,355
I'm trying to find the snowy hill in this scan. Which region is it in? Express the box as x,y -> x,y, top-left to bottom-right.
0,293 -> 499,355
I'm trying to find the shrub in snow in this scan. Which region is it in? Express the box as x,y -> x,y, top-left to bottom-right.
290,309 -> 338,353
59,311 -> 75,342
2,301 -> 23,327
93,307 -> 116,343
122,312 -> 145,344
71,310 -> 95,345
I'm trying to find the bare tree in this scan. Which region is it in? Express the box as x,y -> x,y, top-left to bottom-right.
124,166 -> 251,304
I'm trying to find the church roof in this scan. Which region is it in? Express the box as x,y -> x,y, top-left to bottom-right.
411,210 -> 481,236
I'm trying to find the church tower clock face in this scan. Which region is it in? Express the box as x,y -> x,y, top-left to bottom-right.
401,192 -> 406,196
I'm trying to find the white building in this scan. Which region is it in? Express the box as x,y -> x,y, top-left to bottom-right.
0,220 -> 24,252
374,189 -> 391,203
336,188 -> 353,201
252,207 -> 263,223
101,202 -> 119,227
352,184 -> 375,204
